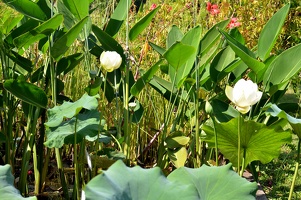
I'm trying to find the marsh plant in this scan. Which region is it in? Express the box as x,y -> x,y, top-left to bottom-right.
0,0 -> 301,199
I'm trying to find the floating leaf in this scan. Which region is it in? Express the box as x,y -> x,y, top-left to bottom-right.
168,163 -> 257,200
84,160 -> 257,199
0,165 -> 37,200
84,160 -> 198,200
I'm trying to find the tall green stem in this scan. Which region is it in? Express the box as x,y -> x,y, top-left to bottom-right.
237,114 -> 242,176
123,0 -> 130,162
73,117 -> 80,200
289,138 -> 300,200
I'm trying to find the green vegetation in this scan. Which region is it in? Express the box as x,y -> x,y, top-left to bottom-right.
0,0 -> 301,199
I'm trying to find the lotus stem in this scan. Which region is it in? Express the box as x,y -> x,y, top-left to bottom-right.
288,138 -> 300,200
237,114 -> 242,176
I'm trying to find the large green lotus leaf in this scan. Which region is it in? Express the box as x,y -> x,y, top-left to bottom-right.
84,160 -> 198,200
168,163 -> 257,200
3,79 -> 47,108
129,6 -> 160,41
13,14 -> 63,49
44,109 -> 102,148
0,165 -> 37,200
258,4 -> 290,61
45,93 -> 99,127
266,104 -> 301,138
203,117 -> 291,167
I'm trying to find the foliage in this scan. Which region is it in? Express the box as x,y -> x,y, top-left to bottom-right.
0,0 -> 300,199
84,160 -> 257,200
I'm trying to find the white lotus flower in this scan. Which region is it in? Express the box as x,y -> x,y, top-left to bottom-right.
225,79 -> 262,114
100,51 -> 122,72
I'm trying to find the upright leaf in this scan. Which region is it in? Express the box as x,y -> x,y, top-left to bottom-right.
167,25 -> 183,48
263,43 -> 301,89
13,14 -> 64,49
3,0 -> 47,21
92,25 -> 125,61
258,4 -> 290,61
51,16 -> 89,60
105,0 -> 132,36
199,19 -> 230,55
129,6 -> 160,41
220,30 -> 265,75
266,104 -> 301,138
3,79 -> 48,108
210,46 -> 235,82
131,59 -> 162,96
62,0 -> 89,20
163,42 -> 195,70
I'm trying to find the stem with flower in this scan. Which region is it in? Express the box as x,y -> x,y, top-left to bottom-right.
225,79 -> 263,175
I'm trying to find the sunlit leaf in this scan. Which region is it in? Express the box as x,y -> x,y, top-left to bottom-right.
220,30 -> 265,75
263,43 -> 301,89
84,160 -> 198,200
258,4 -> 290,61
105,0 -> 131,36
51,17 -> 89,60
45,93 -> 99,127
129,6 -> 160,41
131,59 -> 162,96
3,0 -> 47,21
203,117 -> 291,167
13,14 -> 64,49
266,104 -> 301,138
168,163 -> 257,200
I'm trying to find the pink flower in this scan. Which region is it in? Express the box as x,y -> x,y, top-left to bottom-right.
150,3 -> 157,11
227,17 -> 241,29
206,2 -> 220,15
